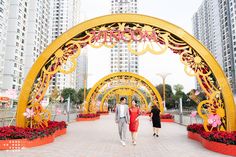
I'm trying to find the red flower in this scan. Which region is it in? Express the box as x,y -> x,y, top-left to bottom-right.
187,123 -> 236,145
0,121 -> 67,140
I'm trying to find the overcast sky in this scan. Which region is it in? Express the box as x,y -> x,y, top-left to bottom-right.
80,0 -> 204,93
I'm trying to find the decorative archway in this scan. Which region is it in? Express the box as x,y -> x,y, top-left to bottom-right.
85,72 -> 163,114
99,86 -> 149,112
16,14 -> 236,132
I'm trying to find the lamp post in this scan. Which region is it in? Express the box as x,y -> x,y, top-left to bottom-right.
156,73 -> 171,111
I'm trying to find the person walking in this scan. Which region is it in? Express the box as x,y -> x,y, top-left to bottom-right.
150,105 -> 161,137
115,97 -> 130,146
129,100 -> 140,145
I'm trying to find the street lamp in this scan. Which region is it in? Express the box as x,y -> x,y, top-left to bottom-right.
156,73 -> 171,111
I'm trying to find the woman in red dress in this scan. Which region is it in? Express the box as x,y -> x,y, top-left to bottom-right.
129,100 -> 140,145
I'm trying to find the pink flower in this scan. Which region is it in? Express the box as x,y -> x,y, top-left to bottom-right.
23,108 -> 34,118
208,114 -> 221,127
195,90 -> 200,96
190,111 -> 197,118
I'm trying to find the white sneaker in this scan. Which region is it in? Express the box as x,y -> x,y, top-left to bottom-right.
133,141 -> 137,145
121,140 -> 126,146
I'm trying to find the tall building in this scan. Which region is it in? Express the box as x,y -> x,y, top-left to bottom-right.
49,0 -> 80,92
193,0 -> 236,93
0,0 -> 9,93
193,0 -> 223,67
2,0 -> 28,94
110,0 -> 139,73
218,0 -> 236,93
76,48 -> 88,90
24,0 -> 50,77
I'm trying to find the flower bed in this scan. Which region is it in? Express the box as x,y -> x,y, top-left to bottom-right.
76,113 -> 100,121
160,114 -> 174,122
141,112 -> 150,116
97,111 -> 109,115
187,124 -> 236,156
0,121 -> 67,150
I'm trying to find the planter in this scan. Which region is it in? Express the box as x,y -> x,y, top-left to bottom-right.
25,135 -> 54,148
187,131 -> 202,142
188,131 -> 236,156
0,139 -> 26,150
0,128 -> 67,150
54,128 -> 67,138
161,119 -> 174,122
76,116 -> 100,122
99,112 -> 109,115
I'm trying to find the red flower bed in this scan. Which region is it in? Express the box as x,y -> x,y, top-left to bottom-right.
0,121 -> 67,141
187,124 -> 236,145
160,113 -> 174,119
78,113 -> 100,118
97,111 -> 109,114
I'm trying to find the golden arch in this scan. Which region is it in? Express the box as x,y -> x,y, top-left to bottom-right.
100,86 -> 149,112
85,72 -> 163,114
16,14 -> 236,131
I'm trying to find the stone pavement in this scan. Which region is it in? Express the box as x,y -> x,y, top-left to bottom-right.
0,114 -> 228,157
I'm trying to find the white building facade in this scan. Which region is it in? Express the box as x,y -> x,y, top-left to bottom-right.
24,0 -> 50,77
193,0 -> 236,93
218,0 -> 236,93
0,0 -> 9,93
49,0 -> 80,92
110,0 -> 139,73
3,0 -> 28,93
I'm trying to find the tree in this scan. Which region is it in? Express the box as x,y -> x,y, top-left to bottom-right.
173,84 -> 185,107
77,88 -> 91,104
156,84 -> 175,109
61,88 -> 78,104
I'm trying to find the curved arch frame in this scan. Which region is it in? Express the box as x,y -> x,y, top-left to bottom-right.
16,14 -> 236,131
100,86 -> 149,112
85,72 -> 163,113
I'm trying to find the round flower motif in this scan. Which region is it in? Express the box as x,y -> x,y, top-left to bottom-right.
181,49 -> 211,76
216,107 -> 225,118
208,114 -> 221,127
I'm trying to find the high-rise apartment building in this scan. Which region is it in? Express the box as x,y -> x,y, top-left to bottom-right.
76,49 -> 88,90
49,0 -> 80,92
218,0 -> 236,93
193,0 -> 236,93
0,0 -> 9,93
110,0 -> 139,73
2,0 -> 28,93
24,0 -> 50,77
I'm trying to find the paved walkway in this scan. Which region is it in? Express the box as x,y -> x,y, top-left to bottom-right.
0,114 -> 228,157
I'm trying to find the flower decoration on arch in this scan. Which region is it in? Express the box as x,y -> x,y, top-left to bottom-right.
42,42 -> 81,75
180,48 -> 211,77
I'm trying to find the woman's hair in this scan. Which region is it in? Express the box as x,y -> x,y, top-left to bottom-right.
132,99 -> 137,104
152,105 -> 158,110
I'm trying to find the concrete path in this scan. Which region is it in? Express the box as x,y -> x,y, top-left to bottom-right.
0,114 -> 228,157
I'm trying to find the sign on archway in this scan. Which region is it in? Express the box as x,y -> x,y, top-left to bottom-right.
17,14 -> 236,132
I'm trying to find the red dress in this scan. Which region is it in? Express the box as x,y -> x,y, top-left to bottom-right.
129,107 -> 140,132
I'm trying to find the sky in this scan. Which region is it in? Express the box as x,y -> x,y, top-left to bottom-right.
80,0 -> 204,93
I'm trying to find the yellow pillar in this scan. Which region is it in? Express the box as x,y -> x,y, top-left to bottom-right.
116,94 -> 119,104
128,95 -> 132,107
